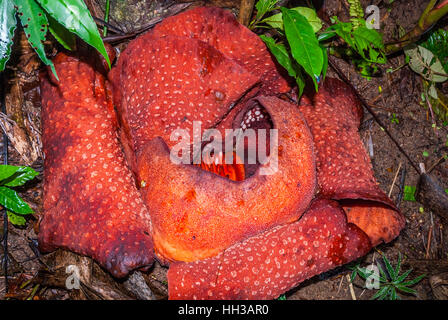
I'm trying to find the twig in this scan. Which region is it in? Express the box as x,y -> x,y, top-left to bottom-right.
396,165 -> 406,208
346,274 -> 356,300
93,16 -> 124,35
337,275 -> 344,294
427,154 -> 447,173
329,57 -> 420,174
238,0 -> 256,26
388,162 -> 402,197
425,221 -> 433,259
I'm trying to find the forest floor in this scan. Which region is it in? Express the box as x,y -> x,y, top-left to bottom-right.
1,0 -> 447,300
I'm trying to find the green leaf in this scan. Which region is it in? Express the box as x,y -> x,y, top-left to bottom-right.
403,185 -> 417,201
295,67 -> 306,98
282,7 -> 323,91
351,24 -> 386,63
7,210 -> 26,226
260,35 -> 296,78
321,45 -> 328,81
14,0 -> 57,78
264,7 -> 323,33
395,285 -> 417,295
371,285 -> 390,300
400,273 -> 426,287
389,287 -> 398,300
318,30 -> 337,42
2,166 -> 39,187
393,268 -> 413,284
48,14 -> 75,50
348,0 -> 364,20
255,0 -> 278,22
0,165 -> 22,182
350,269 -> 358,282
405,45 -> 448,83
326,19 -> 354,46
377,262 -> 389,282
259,35 -> 308,98
328,18 -> 386,64
36,0 -> 110,69
0,0 -> 17,71
357,266 -> 374,280
420,29 -> 448,73
383,255 -> 396,280
0,186 -> 33,214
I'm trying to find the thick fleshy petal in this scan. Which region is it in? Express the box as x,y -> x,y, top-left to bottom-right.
299,78 -> 405,245
137,96 -> 316,262
168,199 -> 371,300
109,35 -> 260,159
39,51 -> 154,278
151,6 -> 291,94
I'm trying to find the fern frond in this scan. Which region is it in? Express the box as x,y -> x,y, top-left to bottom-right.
348,0 -> 364,28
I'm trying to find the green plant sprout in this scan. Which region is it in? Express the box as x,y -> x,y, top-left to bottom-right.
403,185 -> 417,202
251,0 -> 387,97
350,253 -> 425,300
391,113 -> 399,124
0,0 -> 110,79
0,165 -> 39,226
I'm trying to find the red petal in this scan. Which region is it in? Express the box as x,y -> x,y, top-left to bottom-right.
151,7 -> 291,94
137,96 -> 316,262
342,201 -> 405,246
109,35 -> 260,155
39,51 -> 154,277
299,78 -> 405,244
168,199 -> 371,300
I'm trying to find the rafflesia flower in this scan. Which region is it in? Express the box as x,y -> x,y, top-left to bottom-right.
38,7 -> 405,300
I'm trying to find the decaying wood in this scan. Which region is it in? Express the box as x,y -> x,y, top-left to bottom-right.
430,272 -> 448,300
35,250 -> 136,300
238,0 -> 255,25
1,74 -> 41,166
416,173 -> 448,222
122,271 -> 155,300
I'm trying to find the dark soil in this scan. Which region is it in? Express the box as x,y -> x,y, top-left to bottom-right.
1,0 -> 447,300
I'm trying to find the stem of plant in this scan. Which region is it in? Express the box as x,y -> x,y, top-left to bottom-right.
103,0 -> 111,37
385,1 -> 448,55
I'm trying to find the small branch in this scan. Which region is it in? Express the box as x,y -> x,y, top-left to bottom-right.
427,154 -> 447,173
93,16 -> 125,35
346,274 -> 357,300
425,218 -> 434,259
238,0 -> 256,26
388,162 -> 402,197
396,165 -> 407,208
